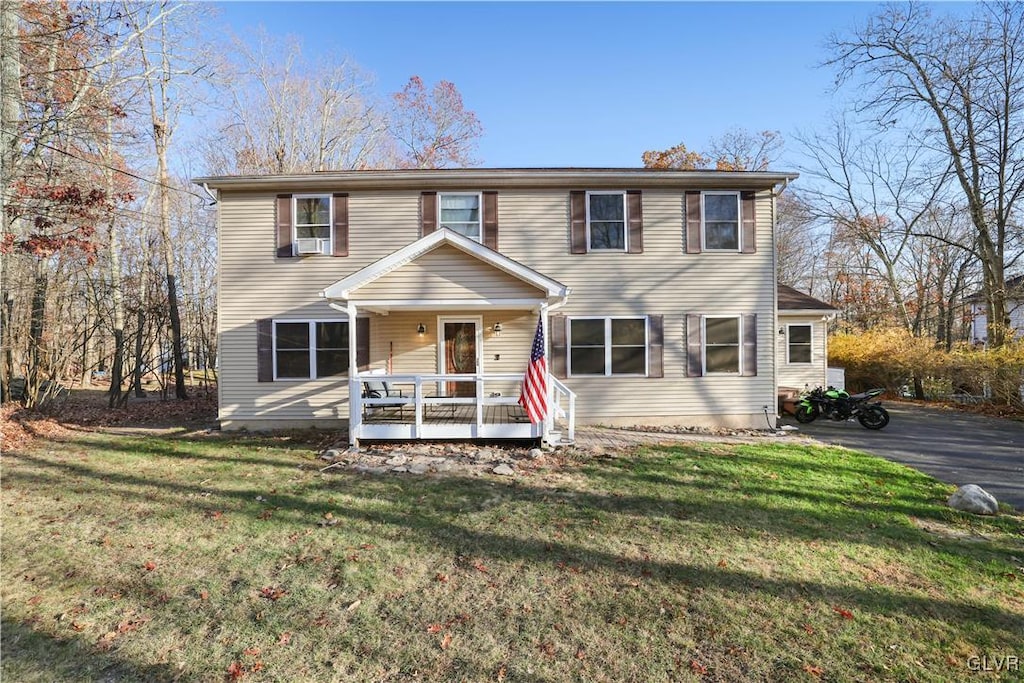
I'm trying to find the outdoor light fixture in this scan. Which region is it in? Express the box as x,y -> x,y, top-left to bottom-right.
417,323 -> 426,336
493,322 -> 503,337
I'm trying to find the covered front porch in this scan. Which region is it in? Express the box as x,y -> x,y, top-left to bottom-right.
321,229 -> 574,446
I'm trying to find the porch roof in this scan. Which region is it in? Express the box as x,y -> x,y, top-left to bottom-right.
321,228 -> 570,311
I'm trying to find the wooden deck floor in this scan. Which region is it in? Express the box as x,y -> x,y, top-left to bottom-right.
363,404 -> 530,425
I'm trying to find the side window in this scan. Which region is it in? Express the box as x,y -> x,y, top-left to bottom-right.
568,317 -> 647,376
273,320 -> 349,379
587,192 -> 626,250
439,193 -> 482,241
294,195 -> 332,255
703,316 -> 741,374
702,192 -> 740,251
787,324 -> 812,364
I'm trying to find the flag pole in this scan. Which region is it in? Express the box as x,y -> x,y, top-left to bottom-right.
540,303 -> 550,442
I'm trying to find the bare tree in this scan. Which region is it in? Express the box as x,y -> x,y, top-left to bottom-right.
707,128 -> 783,171
203,30 -> 385,175
828,2 -> 1024,347
125,1 -> 212,400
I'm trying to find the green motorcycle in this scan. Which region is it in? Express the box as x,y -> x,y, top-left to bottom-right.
794,386 -> 890,430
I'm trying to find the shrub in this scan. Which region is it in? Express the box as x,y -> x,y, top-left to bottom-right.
829,329 -> 1024,407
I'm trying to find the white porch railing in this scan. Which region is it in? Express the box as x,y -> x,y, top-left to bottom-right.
350,373 -> 538,443
549,376 -> 576,445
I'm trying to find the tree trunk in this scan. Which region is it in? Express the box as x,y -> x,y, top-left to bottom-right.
27,261 -> 47,406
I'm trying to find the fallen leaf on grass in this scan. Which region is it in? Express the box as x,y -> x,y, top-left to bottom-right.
243,647 -> 261,656
832,606 -> 854,620
277,632 -> 291,646
226,661 -> 245,681
690,660 -> 707,675
802,664 -> 824,677
717,559 -> 728,568
802,623 -> 814,634
71,621 -> 88,632
259,586 -> 287,601
251,662 -> 264,673
440,632 -> 452,650
435,573 -> 449,583
472,561 -> 488,574
27,595 -> 42,606
143,561 -> 156,571
575,646 -> 586,660
346,599 -> 361,611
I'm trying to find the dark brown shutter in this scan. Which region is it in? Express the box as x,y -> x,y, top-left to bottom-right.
257,319 -> 274,382
685,191 -> 702,254
686,314 -> 703,377
549,314 -> 567,378
648,314 -> 663,378
332,193 -> 349,257
355,318 -> 370,371
569,191 -> 587,254
482,191 -> 498,250
421,191 -> 437,236
276,194 -> 293,258
741,191 -> 756,254
626,190 -> 643,253
742,314 -> 757,376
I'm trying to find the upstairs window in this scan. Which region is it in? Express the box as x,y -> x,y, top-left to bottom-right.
702,191 -> 740,251
587,192 -> 626,250
439,193 -> 482,241
787,324 -> 812,364
568,317 -> 647,376
274,320 -> 349,379
293,195 -> 332,255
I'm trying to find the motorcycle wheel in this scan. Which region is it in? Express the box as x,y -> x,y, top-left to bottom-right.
795,405 -> 819,423
857,406 -> 890,430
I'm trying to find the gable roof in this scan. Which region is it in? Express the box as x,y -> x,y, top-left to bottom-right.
777,284 -> 836,312
321,228 -> 570,305
964,274 -> 1024,303
195,167 -> 799,193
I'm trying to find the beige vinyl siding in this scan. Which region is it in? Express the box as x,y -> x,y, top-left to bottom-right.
353,244 -> 544,301
217,186 -> 779,427
496,188 -> 777,425
777,315 -> 829,391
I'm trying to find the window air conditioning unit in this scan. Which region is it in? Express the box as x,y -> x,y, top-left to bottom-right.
295,238 -> 326,255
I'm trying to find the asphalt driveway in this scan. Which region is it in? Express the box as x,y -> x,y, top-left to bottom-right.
781,403 -> 1024,511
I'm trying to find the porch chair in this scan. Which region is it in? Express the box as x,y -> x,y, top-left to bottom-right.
361,371 -> 405,418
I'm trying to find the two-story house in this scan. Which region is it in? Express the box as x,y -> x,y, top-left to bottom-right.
194,168 -> 799,445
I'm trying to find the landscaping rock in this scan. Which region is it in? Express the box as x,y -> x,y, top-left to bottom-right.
492,463 -> 515,476
527,448 -> 544,460
408,462 -> 430,475
947,484 -> 999,515
384,455 -> 408,466
320,449 -> 342,461
391,466 -> 409,473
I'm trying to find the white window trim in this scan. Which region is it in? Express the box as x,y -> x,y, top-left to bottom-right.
786,323 -> 814,365
702,314 -> 742,375
585,190 -> 628,252
272,318 -> 349,381
701,191 -> 741,253
567,315 -> 648,377
438,191 -> 483,243
293,194 -> 333,256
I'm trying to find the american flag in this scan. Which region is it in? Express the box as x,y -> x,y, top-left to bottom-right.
519,316 -> 548,424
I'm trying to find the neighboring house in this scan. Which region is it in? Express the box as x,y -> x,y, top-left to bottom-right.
776,284 -> 837,392
966,274 -> 1024,344
194,168 -> 799,444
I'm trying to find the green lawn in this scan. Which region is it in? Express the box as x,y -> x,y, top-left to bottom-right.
2,428 -> 1022,682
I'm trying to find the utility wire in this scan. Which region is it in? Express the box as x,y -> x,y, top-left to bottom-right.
2,128 -> 210,203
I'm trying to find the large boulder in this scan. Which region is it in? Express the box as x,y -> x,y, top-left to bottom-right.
947,484 -> 999,515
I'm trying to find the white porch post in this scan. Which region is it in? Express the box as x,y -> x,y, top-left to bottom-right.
540,303 -> 551,443
348,302 -> 360,447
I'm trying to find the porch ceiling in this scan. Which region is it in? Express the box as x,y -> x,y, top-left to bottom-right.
320,229 -> 570,310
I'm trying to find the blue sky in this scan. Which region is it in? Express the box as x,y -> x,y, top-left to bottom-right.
211,2 -> 915,170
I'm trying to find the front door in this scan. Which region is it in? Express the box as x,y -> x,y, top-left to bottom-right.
439,318 -> 480,397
